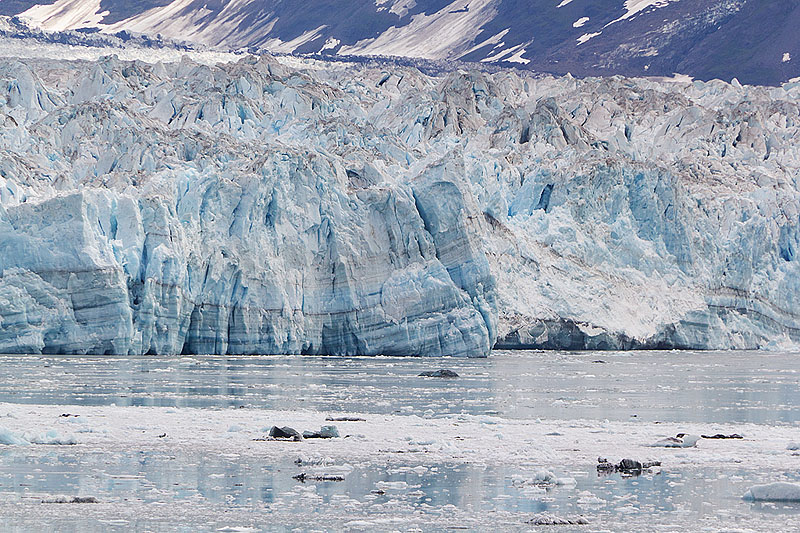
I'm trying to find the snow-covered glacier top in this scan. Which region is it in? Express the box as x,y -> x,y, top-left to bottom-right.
1,43 -> 799,355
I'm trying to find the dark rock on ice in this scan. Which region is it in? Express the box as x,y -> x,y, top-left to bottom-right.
293,473 -> 345,482
597,458 -> 661,476
268,426 -> 303,441
419,369 -> 459,378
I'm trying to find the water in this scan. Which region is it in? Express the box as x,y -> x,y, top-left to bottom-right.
1,350 -> 799,531
0,350 -> 798,423
2,447 -> 799,531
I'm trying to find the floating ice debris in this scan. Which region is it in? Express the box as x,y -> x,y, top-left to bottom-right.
0,427 -> 29,446
743,482 -> 800,502
650,433 -> 701,448
375,481 -> 409,491
787,442 -> 800,451
41,496 -> 99,504
526,513 -> 589,525
26,430 -> 77,445
511,469 -> 564,487
302,426 -> 339,439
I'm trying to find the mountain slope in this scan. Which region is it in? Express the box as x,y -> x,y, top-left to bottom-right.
3,0 -> 798,85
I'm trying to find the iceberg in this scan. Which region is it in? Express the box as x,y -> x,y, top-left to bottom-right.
1,50 -> 799,355
743,482 -> 800,502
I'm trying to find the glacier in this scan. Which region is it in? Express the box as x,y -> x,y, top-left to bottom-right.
1,48 -> 800,355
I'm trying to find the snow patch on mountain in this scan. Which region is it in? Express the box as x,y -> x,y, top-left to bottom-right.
573,17 -> 590,28
608,0 -> 682,26
21,0 -> 108,32
376,0 -> 418,18
103,0 -> 278,49
339,0 -> 500,59
577,31 -> 601,45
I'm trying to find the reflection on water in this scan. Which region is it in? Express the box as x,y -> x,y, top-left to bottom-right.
0,351 -> 798,423
1,351 -> 800,530
1,448 -> 798,530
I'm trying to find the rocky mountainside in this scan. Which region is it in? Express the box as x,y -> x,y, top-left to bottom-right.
3,0 -> 799,85
1,39 -> 799,355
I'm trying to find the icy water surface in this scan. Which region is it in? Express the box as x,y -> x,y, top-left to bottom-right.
2,447 -> 799,532
0,350 -> 798,423
1,350 -> 799,531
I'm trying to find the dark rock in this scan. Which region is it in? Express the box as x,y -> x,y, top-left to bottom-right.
419,369 -> 459,378
268,426 -> 303,441
326,416 -> 366,422
702,434 -> 743,439
597,458 -> 661,476
618,458 -> 642,471
592,360 -> 607,364
293,473 -> 345,482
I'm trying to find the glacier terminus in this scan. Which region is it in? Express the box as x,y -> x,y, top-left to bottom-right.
1,44 -> 800,356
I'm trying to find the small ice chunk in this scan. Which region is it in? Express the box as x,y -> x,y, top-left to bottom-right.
743,482 -> 800,502
0,427 -> 29,446
650,434 -> 700,448
375,481 -> 408,490
26,430 -> 77,445
513,469 -> 558,487
787,442 -> 800,451
527,514 -> 589,525
302,426 -> 340,439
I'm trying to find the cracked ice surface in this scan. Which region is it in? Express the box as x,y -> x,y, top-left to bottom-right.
1,51 -> 800,354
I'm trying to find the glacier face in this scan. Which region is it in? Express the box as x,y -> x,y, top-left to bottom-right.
0,55 -> 496,356
1,50 -> 799,355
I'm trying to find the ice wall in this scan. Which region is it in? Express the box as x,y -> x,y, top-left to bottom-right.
1,53 -> 799,354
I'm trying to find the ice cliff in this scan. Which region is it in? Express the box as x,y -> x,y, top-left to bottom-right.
1,52 -> 799,355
